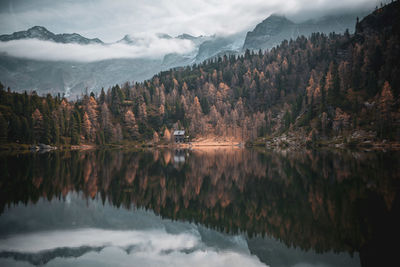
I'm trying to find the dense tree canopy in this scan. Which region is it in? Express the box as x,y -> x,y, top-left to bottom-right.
0,1 -> 399,145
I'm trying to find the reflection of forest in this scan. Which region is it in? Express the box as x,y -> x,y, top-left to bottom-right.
1,149 -> 399,265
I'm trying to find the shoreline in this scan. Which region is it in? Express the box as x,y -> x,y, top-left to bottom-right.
1,138 -> 400,152
256,131 -> 400,151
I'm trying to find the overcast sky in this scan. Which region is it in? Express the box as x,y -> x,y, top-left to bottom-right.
0,0 -> 379,42
0,0 -> 382,63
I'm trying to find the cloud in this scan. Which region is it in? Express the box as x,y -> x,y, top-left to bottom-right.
0,228 -> 198,253
0,0 -> 379,42
0,35 -> 195,62
0,228 -> 267,267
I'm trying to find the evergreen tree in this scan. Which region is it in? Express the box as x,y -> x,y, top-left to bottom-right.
0,112 -> 7,143
32,108 -> 43,144
70,115 -> 80,145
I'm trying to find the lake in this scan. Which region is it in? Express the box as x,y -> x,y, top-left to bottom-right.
0,148 -> 399,267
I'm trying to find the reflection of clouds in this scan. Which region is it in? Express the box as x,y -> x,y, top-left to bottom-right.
2,149 -> 398,262
0,228 -> 266,267
0,228 -> 198,253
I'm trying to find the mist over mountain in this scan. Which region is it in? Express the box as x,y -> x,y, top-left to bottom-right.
2,1 -> 398,148
0,10 -> 369,97
0,55 -> 162,97
243,11 -> 369,50
0,27 -> 243,97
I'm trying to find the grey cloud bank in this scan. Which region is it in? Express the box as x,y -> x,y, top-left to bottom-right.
0,35 -> 195,62
0,0 -> 379,42
0,0 -> 379,62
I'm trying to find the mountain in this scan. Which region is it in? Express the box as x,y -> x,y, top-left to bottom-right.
0,55 -> 162,97
0,28 -> 241,97
117,33 -> 172,45
0,10 -> 375,98
1,1 -> 398,147
243,15 -> 295,50
195,32 -> 246,62
356,1 -> 400,36
0,26 -> 103,45
117,34 -> 136,44
243,11 -> 369,50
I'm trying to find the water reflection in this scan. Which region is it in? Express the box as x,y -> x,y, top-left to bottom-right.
0,194 -> 264,267
0,148 -> 399,266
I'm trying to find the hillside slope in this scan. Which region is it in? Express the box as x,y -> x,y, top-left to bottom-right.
1,11 -> 366,98
243,11 -> 367,50
0,1 -> 399,148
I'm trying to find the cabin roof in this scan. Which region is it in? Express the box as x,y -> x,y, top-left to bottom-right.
173,130 -> 185,136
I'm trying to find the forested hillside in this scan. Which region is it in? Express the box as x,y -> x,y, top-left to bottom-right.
0,1 -> 399,147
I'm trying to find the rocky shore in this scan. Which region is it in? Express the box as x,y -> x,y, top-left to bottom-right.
262,129 -> 400,150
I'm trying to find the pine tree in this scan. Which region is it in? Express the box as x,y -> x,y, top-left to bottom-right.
51,118 -> 60,145
325,62 -> 341,107
163,128 -> 171,142
189,96 -> 203,135
101,103 -> 114,143
9,114 -> 21,142
21,117 -> 30,143
42,115 -> 52,144
70,115 -> 80,145
124,110 -> 138,139
378,81 -> 394,138
139,102 -> 147,121
32,108 -> 43,144
82,112 -> 92,141
99,88 -> 106,104
0,112 -> 7,143
153,131 -> 159,143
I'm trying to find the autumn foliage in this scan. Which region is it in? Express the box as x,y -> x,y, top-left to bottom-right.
0,1 -> 399,145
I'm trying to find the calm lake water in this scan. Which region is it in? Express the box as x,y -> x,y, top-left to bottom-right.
0,148 -> 399,267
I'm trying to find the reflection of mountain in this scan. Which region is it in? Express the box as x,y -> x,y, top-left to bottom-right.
0,246 -> 104,266
0,149 -> 399,266
0,203 -> 263,267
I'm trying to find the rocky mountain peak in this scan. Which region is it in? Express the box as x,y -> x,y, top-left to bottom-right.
243,11 -> 366,51
176,33 -> 197,40
156,33 -> 172,39
251,15 -> 294,34
0,26 -> 103,45
27,26 -> 52,35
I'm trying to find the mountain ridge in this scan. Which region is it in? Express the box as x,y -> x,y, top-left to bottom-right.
0,10 -> 372,97
0,26 -> 103,45
243,11 -> 369,50
0,1 -> 399,148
